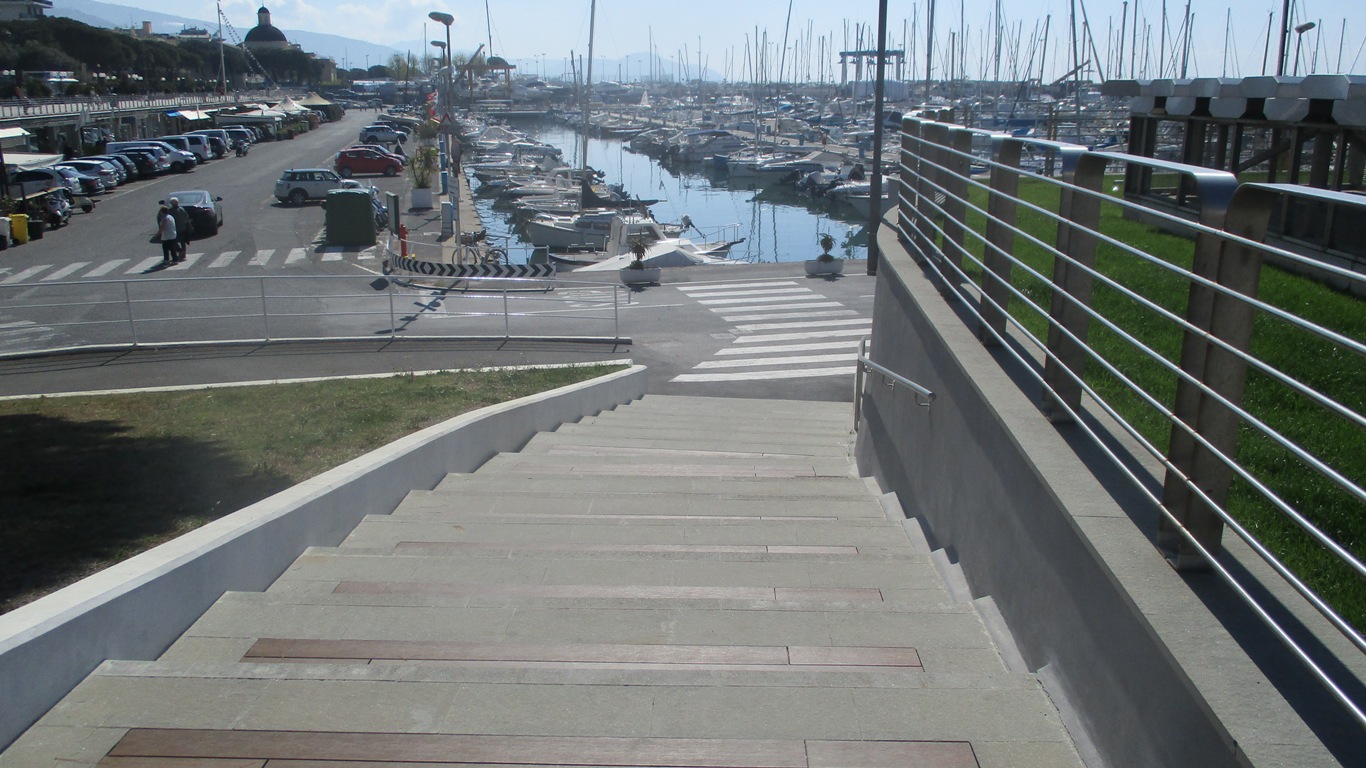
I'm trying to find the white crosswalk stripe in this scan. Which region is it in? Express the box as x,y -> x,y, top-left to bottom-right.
248,249 -> 275,266
209,251 -> 241,268
41,262 -> 90,281
672,281 -> 869,384
2,265 -> 51,284
285,248 -> 307,264
167,253 -> 204,270
84,259 -> 128,277
126,257 -> 162,273
320,248 -> 344,262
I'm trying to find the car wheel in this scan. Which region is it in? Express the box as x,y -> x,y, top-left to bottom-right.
383,166 -> 397,177
288,189 -> 307,206
206,219 -> 219,236
339,167 -> 353,178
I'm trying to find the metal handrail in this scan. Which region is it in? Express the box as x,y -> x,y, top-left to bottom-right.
853,338 -> 935,430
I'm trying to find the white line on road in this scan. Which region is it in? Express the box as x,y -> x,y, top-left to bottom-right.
719,309 -> 858,322
248,249 -> 275,266
210,251 -> 241,268
689,287 -> 816,300
168,253 -> 204,270
715,340 -> 863,356
126,257 -> 161,273
1,265 -> 51,284
41,262 -> 90,281
285,248 -> 307,264
706,301 -> 843,314
733,328 -> 873,344
84,259 -> 128,277
321,249 -> 343,261
696,294 -> 829,306
672,366 -> 857,383
732,318 -> 872,333
676,281 -> 800,293
694,353 -> 856,369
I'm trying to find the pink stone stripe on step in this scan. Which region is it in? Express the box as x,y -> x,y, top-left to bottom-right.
332,582 -> 884,602
100,729 -> 978,767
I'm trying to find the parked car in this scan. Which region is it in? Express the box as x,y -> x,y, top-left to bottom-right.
162,190 -> 224,237
222,127 -> 255,149
187,128 -> 233,155
274,168 -> 361,205
56,160 -> 119,188
9,167 -> 77,197
335,147 -> 403,177
86,154 -> 140,181
54,166 -> 105,195
158,135 -> 214,162
116,147 -> 169,175
358,124 -> 407,144
108,141 -> 196,173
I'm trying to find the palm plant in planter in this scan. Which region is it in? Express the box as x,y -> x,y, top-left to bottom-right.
805,231 -> 845,276
620,237 -> 661,286
409,146 -> 438,209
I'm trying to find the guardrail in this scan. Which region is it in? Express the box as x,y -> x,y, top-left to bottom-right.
0,272 -> 630,358
891,114 -> 1366,726
853,337 -> 934,430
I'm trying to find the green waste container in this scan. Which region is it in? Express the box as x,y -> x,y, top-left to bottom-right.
322,189 -> 376,248
9,213 -> 28,244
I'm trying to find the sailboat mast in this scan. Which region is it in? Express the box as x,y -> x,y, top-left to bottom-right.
581,0 -> 597,173
216,0 -> 227,94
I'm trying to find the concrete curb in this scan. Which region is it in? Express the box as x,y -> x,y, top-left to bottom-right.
0,364 -> 648,750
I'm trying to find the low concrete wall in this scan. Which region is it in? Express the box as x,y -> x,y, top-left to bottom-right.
0,365 -> 648,750
855,232 -> 1341,766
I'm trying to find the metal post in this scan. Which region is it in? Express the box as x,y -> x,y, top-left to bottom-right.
387,279 -> 397,339
124,281 -> 138,345
866,0 -> 889,275
1041,151 -> 1107,422
259,277 -> 270,340
503,289 -> 510,338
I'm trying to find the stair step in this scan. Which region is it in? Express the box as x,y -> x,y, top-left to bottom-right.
524,431 -> 851,458
393,489 -> 884,520
473,453 -> 855,478
430,474 -> 872,498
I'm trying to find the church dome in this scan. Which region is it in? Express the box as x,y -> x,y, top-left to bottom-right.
244,6 -> 289,46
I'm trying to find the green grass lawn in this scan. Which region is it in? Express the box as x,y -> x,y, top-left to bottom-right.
0,365 -> 626,615
948,175 -> 1366,629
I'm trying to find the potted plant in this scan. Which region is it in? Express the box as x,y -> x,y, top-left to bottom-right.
409,146 -> 437,209
619,237 -> 661,286
805,231 -> 845,276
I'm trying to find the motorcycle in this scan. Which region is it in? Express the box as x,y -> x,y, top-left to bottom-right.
235,142 -> 250,157
44,191 -> 72,227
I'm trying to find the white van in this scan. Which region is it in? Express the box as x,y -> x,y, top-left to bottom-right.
159,134 -> 213,161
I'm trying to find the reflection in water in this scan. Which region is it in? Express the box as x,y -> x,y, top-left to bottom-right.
470,121 -> 870,265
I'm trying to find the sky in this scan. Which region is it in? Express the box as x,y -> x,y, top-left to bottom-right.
119,0 -> 1365,80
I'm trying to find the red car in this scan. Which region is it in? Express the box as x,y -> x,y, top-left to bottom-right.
334,148 -> 403,177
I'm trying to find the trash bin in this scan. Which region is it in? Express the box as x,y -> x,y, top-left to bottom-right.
10,213 -> 28,244
0,216 -> 9,250
322,189 -> 376,247
29,211 -> 44,240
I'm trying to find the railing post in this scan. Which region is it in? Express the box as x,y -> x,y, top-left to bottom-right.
918,121 -> 951,265
259,277 -> 271,341
387,279 -> 397,339
1041,151 -> 1108,422
940,127 -> 974,273
979,137 -> 1023,345
503,289 -> 511,339
1158,184 -> 1274,568
123,281 -> 138,346
897,119 -> 922,254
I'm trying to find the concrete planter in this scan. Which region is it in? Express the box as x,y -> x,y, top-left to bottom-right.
410,187 -> 434,210
619,266 -> 662,286
804,258 -> 845,276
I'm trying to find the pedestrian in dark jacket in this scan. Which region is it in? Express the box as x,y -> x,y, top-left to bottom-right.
168,197 -> 190,262
156,206 -> 177,264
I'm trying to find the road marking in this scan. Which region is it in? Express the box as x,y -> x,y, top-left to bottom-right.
0,320 -> 36,329
672,366 -> 857,383
694,353 -> 856,369
715,340 -> 864,356
41,262 -> 90,281
285,248 -> 307,264
696,294 -> 828,306
84,259 -> 128,277
706,300 -> 842,313
127,257 -> 162,273
358,246 -> 379,260
210,250 -> 241,268
731,318 -> 872,333
249,249 -> 275,266
1,265 -> 51,284
677,281 -> 800,292
688,287 -> 815,299
321,249 -> 343,261
719,309 -> 859,322
733,328 -> 873,344
168,253 -> 204,270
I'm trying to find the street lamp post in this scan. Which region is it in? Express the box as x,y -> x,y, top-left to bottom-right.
1292,21 -> 1316,76
428,10 -> 459,250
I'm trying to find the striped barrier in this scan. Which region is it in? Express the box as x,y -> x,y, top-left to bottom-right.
384,257 -> 556,278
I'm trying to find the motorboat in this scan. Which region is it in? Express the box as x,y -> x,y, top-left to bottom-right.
572,215 -> 745,272
522,209 -> 682,251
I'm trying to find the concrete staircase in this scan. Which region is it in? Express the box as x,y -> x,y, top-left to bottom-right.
1,395 -> 1083,768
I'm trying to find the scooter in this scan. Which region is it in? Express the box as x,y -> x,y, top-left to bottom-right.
235,142 -> 250,157
44,191 -> 72,227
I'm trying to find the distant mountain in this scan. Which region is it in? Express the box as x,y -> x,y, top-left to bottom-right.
48,0 -> 402,68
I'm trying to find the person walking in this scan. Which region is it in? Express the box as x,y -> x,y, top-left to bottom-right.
168,197 -> 190,262
156,205 -> 177,264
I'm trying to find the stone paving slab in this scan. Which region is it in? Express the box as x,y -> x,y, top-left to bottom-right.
521,432 -> 853,458
394,491 -> 886,519
429,474 -> 873,498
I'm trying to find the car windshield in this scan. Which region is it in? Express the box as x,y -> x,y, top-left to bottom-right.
168,191 -> 212,207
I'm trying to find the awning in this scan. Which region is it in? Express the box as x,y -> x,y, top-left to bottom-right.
0,126 -> 32,140
3,152 -> 65,171
168,109 -> 213,121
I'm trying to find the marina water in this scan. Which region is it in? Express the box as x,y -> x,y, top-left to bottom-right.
470,120 -> 872,265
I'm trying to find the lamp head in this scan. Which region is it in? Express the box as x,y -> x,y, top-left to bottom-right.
428,11 -> 454,26
431,40 -> 447,49
1295,21 -> 1316,34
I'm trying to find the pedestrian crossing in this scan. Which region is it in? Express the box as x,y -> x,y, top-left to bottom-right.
670,280 -> 870,383
0,245 -> 385,285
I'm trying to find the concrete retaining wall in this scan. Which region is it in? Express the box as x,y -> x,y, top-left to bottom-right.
854,232 -> 1341,766
0,365 -> 648,749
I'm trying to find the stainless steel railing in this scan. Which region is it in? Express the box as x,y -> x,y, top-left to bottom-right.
0,272 -> 630,358
888,114 -> 1366,726
853,337 -> 935,430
